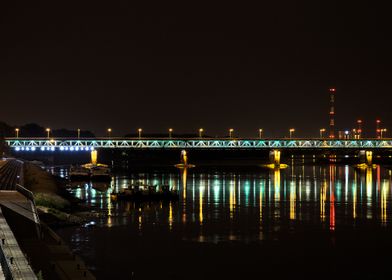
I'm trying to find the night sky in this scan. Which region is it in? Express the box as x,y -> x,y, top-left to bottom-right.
0,2 -> 391,137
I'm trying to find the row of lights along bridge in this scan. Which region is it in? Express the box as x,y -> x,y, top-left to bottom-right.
13,123 -> 388,139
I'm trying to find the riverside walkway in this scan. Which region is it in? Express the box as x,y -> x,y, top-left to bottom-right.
0,159 -> 36,279
0,206 -> 37,279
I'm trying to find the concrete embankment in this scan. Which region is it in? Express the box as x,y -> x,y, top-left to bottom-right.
2,161 -> 95,279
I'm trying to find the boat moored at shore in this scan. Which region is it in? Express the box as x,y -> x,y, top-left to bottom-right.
111,183 -> 178,201
69,165 -> 90,180
69,163 -> 111,181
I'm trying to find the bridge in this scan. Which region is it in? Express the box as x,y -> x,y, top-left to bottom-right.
5,138 -> 392,151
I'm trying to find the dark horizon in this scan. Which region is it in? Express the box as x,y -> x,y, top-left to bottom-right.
1,2 -> 391,137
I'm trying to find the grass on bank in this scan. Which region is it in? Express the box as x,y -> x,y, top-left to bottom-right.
23,162 -> 88,226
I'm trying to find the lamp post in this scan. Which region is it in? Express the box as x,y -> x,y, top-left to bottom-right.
258,128 -> 263,139
77,128 -> 81,139
107,128 -> 112,138
46,128 -> 51,139
381,128 -> 387,139
289,128 -> 295,139
15,128 -> 19,138
199,128 -> 204,138
168,128 -> 173,138
138,128 -> 142,139
229,128 -> 234,138
320,128 -> 326,138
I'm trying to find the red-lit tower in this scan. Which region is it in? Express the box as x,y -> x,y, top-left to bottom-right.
357,119 -> 362,139
329,88 -> 336,138
376,119 -> 381,138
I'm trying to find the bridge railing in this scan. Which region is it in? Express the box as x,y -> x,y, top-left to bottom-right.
4,136 -> 392,140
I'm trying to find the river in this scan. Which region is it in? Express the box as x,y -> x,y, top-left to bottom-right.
53,164 -> 392,279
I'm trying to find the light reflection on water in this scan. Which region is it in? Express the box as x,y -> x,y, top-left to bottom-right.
52,165 -> 392,242
51,165 -> 392,279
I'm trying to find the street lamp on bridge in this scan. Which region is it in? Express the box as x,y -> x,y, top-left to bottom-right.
107,128 -> 112,138
138,128 -> 142,139
77,128 -> 81,139
229,128 -> 234,138
381,128 -> 387,139
289,128 -> 295,139
15,128 -> 19,138
46,128 -> 51,139
258,128 -> 263,139
168,128 -> 173,138
199,128 -> 204,138
320,128 -> 326,138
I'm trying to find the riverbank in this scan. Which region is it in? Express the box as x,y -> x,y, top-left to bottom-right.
23,162 -> 89,227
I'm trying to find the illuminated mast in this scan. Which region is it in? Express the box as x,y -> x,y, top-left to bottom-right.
329,88 -> 336,138
357,119 -> 362,139
376,119 -> 381,139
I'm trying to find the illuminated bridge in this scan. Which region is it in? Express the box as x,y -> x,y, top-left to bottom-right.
5,138 -> 392,151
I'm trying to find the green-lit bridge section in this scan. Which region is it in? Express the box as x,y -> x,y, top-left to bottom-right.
5,138 -> 392,152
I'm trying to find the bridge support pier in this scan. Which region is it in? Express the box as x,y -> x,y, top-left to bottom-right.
359,150 -> 373,166
175,150 -> 194,168
181,150 -> 188,165
269,150 -> 281,167
91,150 -> 98,165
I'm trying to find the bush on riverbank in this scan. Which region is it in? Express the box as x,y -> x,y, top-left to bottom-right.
34,192 -> 70,210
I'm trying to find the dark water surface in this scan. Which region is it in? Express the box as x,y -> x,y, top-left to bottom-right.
54,165 -> 392,279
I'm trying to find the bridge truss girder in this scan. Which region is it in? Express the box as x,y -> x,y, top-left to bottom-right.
5,138 -> 392,151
